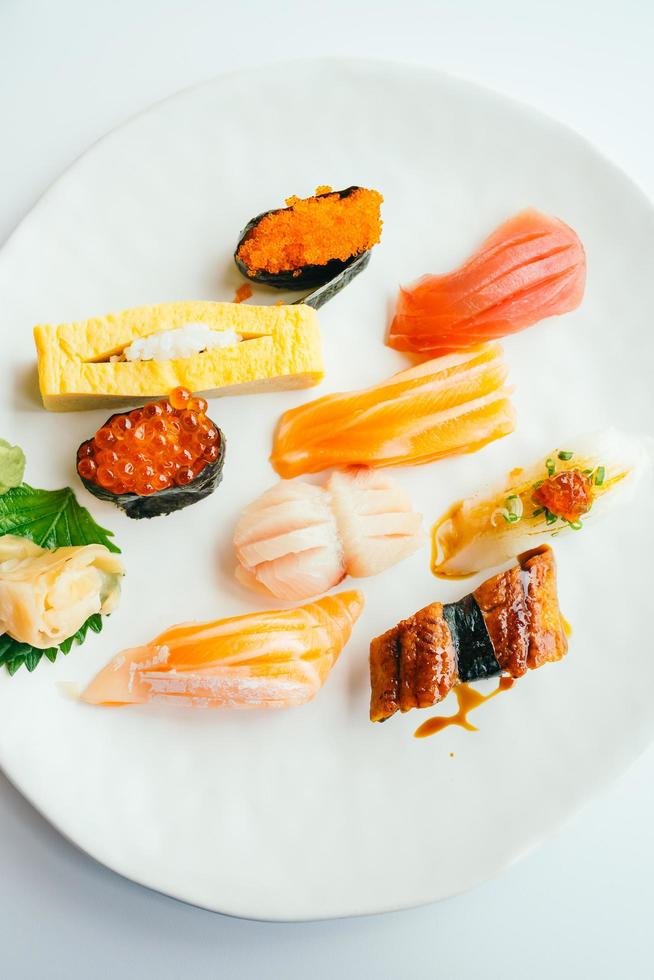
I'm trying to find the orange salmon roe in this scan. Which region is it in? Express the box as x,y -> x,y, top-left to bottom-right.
77,387 -> 220,497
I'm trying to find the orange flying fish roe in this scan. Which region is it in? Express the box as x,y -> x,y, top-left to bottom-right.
232,283 -> 253,304
77,387 -> 221,497
237,186 -> 383,275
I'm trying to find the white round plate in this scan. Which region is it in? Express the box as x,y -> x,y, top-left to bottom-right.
1,59 -> 653,921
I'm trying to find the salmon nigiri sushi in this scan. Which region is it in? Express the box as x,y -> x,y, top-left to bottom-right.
270,343 -> 515,478
81,591 -> 363,708
388,209 -> 586,356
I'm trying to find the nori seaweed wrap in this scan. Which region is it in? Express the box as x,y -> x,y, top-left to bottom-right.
442,594 -> 501,683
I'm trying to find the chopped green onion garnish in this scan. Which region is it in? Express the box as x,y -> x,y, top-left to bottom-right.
545,458 -> 555,476
533,480 -> 544,490
545,510 -> 558,525
567,520 -> 583,530
558,451 -> 574,461
531,507 -> 545,517
501,494 -> 523,523
582,468 -> 593,476
594,465 -> 605,486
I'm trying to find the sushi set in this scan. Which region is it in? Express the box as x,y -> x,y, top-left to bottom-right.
4,59 -> 654,922
1,184 -> 649,730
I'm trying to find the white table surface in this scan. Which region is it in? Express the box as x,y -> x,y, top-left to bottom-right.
2,1 -> 653,976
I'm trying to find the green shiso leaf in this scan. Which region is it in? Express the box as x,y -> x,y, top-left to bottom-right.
0,484 -> 119,552
0,484 -> 120,673
0,439 -> 26,495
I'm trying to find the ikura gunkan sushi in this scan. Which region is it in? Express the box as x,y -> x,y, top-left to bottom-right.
370,545 -> 567,722
76,387 -> 225,519
388,209 -> 586,355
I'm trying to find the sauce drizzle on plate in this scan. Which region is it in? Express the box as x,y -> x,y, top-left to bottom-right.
414,676 -> 515,738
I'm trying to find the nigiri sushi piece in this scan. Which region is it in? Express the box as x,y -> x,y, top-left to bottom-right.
388,209 -> 586,356
234,480 -> 345,600
0,535 -> 123,649
432,428 -> 651,578
34,299 -> 324,412
270,343 -> 515,478
81,590 -> 364,708
328,468 -> 423,577
370,545 -> 566,722
234,468 -> 424,600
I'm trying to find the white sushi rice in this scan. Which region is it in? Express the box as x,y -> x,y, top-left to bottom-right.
114,323 -> 241,362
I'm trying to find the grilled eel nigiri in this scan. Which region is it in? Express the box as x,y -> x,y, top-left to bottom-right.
369,545 -> 567,722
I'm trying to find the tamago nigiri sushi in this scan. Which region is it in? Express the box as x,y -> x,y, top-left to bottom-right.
388,209 -> 586,356
82,591 -> 363,708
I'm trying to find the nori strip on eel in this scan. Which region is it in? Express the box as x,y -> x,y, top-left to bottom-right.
442,594 -> 501,683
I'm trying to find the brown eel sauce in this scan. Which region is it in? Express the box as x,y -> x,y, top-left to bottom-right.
414,676 -> 515,738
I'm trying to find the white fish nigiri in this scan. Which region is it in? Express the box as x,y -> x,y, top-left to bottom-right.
431,428 -> 651,578
0,535 -> 123,648
234,481 -> 345,600
234,468 -> 424,600
328,468 -> 424,577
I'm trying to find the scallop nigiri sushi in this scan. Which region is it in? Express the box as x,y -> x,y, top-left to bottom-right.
270,343 -> 515,478
81,591 -> 363,708
431,429 -> 650,578
388,209 -> 586,356
234,468 -> 424,601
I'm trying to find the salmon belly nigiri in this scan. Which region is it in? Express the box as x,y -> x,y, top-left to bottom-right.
388,209 -> 586,356
82,591 -> 364,708
270,343 -> 515,478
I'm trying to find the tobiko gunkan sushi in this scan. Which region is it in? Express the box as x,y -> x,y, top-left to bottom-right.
76,388 -> 225,519
234,185 -> 383,307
